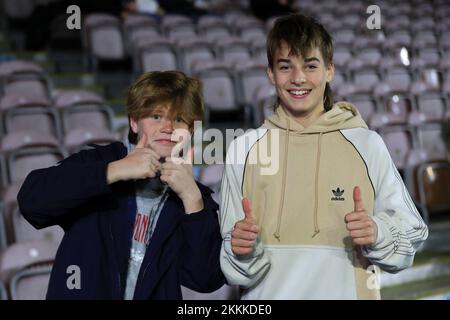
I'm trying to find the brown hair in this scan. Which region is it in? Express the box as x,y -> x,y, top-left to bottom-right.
267,14 -> 334,111
127,71 -> 204,144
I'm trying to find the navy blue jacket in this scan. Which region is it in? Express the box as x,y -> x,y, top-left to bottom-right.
17,142 -> 225,299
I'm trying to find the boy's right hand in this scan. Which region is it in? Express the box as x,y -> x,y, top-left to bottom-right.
107,134 -> 162,184
231,198 -> 260,256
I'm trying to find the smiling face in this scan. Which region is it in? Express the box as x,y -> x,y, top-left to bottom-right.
130,104 -> 190,158
268,43 -> 334,126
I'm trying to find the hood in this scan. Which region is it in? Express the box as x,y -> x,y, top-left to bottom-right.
262,101 -> 367,241
263,101 -> 368,134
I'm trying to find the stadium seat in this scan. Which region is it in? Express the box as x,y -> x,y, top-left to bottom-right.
82,14 -> 126,71
346,95 -> 379,123
198,164 -> 224,204
197,16 -> 232,43
11,204 -> 64,245
194,62 -> 246,126
64,127 -> 119,155
123,14 -> 160,54
9,264 -> 52,300
133,38 -> 179,75
218,39 -> 252,68
0,93 -> 62,140
416,161 -> 450,217
234,60 -> 271,110
253,83 -> 276,127
54,90 -> 114,136
379,126 -> 415,170
0,240 -> 58,300
0,60 -> 52,99
417,124 -> 448,161
0,131 -> 66,185
177,38 -> 215,75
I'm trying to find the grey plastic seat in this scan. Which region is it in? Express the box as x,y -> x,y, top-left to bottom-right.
379,126 -> 415,170
234,60 -> 271,109
385,67 -> 413,93
161,14 -> 193,36
351,67 -> 381,94
0,60 -> 52,99
177,38 -> 215,75
417,124 -> 448,161
11,204 -> 64,245
9,264 -> 52,300
53,89 -> 114,136
0,131 -> 65,185
197,16 -> 232,43
0,93 -> 61,141
253,83 -> 276,127
218,38 -> 252,68
0,240 -> 58,276
133,38 -> 179,74
0,240 -> 58,300
64,127 -> 119,155
333,46 -> 353,69
123,14 -> 159,53
415,93 -> 447,123
194,62 -> 244,125
198,164 -> 224,204
82,14 -> 126,71
346,95 -> 379,123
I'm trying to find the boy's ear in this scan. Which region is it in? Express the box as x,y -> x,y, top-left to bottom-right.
267,66 -> 276,85
326,63 -> 335,82
130,117 -> 139,134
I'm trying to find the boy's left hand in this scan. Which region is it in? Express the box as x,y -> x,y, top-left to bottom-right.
345,186 -> 378,247
160,151 -> 204,214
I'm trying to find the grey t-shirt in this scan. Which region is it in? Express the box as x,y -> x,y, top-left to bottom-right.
124,143 -> 168,300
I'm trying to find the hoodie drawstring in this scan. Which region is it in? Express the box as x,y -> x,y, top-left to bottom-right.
273,119 -> 290,241
312,132 -> 323,238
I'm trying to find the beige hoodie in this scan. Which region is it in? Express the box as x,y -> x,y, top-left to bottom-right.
264,102 -> 367,242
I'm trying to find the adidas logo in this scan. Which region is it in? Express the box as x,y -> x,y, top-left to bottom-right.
331,187 -> 345,201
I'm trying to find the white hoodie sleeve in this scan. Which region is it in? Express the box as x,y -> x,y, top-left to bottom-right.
219,134 -> 271,288
342,129 -> 428,273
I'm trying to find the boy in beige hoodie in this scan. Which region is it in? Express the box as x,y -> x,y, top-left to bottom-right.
219,13 -> 428,299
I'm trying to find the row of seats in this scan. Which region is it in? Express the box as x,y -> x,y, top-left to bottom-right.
297,0 -> 449,19
0,240 -> 57,300
0,91 -> 116,140
342,91 -> 450,126
83,12 -> 450,75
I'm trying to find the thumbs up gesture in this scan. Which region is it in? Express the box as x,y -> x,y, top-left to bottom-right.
106,133 -> 162,184
344,186 -> 378,247
231,198 -> 260,256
